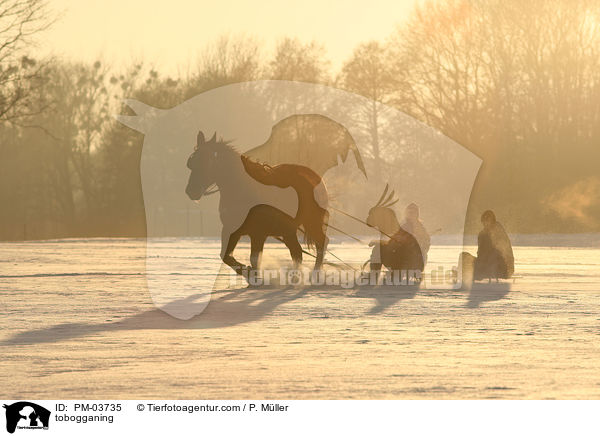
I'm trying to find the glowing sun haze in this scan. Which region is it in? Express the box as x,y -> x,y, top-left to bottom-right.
41,0 -> 418,75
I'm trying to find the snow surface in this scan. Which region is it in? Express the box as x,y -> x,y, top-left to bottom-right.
1,238 -> 599,398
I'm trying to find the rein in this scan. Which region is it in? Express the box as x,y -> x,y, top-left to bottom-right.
199,187 -> 369,242
329,206 -> 396,240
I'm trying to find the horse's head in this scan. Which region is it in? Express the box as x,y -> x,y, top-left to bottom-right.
366,184 -> 400,233
185,131 -> 219,200
186,131 -> 234,200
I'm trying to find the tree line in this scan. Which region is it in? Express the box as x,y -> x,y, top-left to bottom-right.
1,0 -> 600,240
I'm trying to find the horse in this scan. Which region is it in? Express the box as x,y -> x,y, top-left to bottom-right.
364,184 -> 424,281
185,131 -> 329,279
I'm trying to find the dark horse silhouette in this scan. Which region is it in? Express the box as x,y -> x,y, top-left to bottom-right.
186,132 -> 329,278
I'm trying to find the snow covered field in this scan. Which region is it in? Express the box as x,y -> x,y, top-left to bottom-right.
1,238 -> 599,399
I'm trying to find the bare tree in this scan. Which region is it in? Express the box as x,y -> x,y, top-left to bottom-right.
388,0 -> 600,231
268,37 -> 330,83
338,41 -> 394,172
186,34 -> 262,96
0,0 -> 52,122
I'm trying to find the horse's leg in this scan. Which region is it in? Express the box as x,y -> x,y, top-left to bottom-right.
221,228 -> 246,275
250,234 -> 266,270
305,208 -> 329,271
313,231 -> 329,271
283,232 -> 303,269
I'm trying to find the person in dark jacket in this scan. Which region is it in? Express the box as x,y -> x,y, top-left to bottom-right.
401,203 -> 431,265
364,186 -> 424,283
461,210 -> 514,283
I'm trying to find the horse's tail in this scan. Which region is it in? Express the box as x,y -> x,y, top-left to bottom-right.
241,156 -> 329,248
268,162 -> 329,249
302,180 -> 329,248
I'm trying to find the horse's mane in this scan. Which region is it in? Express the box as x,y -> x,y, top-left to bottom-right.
194,137 -> 275,183
197,134 -> 322,192
195,138 -> 236,155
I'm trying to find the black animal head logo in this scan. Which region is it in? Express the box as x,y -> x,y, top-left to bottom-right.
3,402 -> 50,434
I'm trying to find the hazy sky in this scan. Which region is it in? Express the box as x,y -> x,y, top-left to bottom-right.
40,0 -> 419,76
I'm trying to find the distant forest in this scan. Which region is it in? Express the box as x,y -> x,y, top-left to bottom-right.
2,0 -> 600,240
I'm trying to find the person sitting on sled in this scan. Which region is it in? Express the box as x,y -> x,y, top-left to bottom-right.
460,210 -> 514,283
364,185 -> 424,283
401,203 -> 431,265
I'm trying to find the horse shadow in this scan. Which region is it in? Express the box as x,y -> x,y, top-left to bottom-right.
466,282 -> 511,308
354,285 -> 420,314
1,286 -> 308,346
